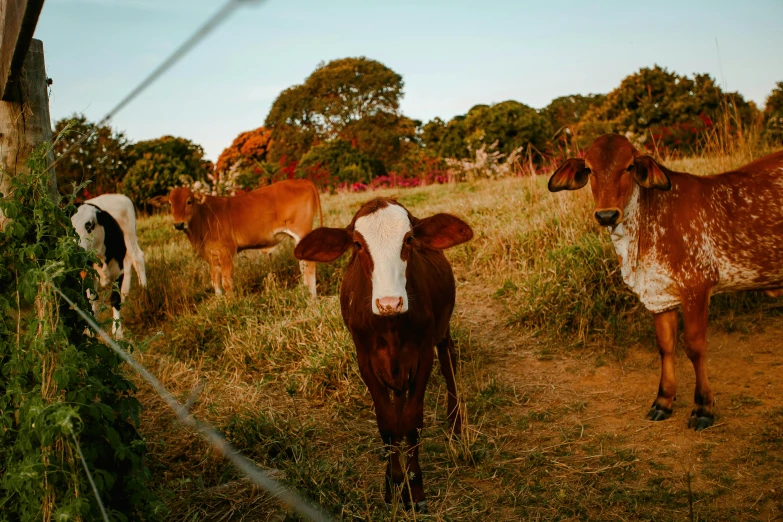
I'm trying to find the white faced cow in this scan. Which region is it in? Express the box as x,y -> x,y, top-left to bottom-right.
71,194 -> 147,338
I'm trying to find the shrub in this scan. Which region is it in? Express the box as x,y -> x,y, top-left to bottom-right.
122,136 -> 212,211
295,140 -> 377,189
0,147 -> 161,519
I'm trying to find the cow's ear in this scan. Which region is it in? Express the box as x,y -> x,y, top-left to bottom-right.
548,158 -> 589,192
194,192 -> 207,204
294,227 -> 353,263
634,156 -> 671,191
414,213 -> 473,250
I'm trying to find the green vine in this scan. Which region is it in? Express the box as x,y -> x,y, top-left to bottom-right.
0,147 -> 162,520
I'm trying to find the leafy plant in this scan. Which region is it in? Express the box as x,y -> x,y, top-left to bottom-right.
0,148 -> 161,520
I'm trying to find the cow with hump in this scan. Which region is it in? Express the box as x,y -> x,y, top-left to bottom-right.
169,179 -> 322,297
549,133 -> 783,430
71,194 -> 147,339
294,197 -> 473,510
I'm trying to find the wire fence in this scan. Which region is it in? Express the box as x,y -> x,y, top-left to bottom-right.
49,0 -> 267,173
44,1 -> 335,519
55,286 -> 334,522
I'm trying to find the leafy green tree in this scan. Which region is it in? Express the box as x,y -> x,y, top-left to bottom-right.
265,57 -> 407,169
420,116 -> 469,159
0,148 -> 161,520
122,136 -> 212,210
420,101 -> 550,162
463,101 -> 551,157
764,81 -> 783,143
542,94 -> 606,150
53,115 -> 132,198
579,65 -> 758,151
295,139 -> 377,187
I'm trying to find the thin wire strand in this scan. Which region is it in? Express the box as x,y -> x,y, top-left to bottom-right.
53,286 -> 334,522
49,0 -> 265,173
72,433 -> 111,522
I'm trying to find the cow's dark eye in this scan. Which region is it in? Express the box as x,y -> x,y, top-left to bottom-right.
354,241 -> 362,250
626,164 -> 635,172
584,167 -> 591,174
406,235 -> 413,245
186,198 -> 192,205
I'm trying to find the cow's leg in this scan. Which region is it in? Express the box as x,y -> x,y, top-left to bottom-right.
682,289 -> 714,430
289,230 -> 317,298
120,253 -> 133,295
209,256 -> 224,295
300,260 -> 317,298
220,252 -> 235,295
399,347 -> 434,508
647,309 -> 678,421
111,273 -> 124,339
355,348 -> 399,504
436,329 -> 462,435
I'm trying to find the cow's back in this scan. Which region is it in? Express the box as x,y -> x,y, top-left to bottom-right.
635,151 -> 783,301
227,180 -> 319,249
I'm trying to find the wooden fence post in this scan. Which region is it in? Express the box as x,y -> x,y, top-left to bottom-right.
0,38 -> 56,226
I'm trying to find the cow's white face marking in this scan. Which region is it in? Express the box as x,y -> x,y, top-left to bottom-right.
71,205 -> 106,257
354,204 -> 411,315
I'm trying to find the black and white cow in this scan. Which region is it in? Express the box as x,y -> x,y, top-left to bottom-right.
71,194 -> 147,338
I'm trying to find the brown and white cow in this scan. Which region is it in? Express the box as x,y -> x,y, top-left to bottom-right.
294,197 -> 473,510
169,179 -> 322,297
549,133 -> 783,430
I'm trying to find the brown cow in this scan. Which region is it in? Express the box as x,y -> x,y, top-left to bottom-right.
294,197 -> 473,510
169,179 -> 322,297
549,133 -> 783,430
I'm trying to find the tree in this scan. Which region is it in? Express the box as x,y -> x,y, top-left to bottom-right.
216,126 -> 272,174
265,57 -> 407,169
420,101 -> 551,162
295,139 -> 377,188
542,94 -> 606,151
53,115 -> 132,198
764,81 -> 783,143
122,136 -> 212,210
578,65 -> 758,152
420,116 -> 469,159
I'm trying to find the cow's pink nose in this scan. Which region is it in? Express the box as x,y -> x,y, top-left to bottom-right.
376,297 -> 404,315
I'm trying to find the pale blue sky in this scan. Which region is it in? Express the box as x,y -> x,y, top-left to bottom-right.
36,0 -> 783,160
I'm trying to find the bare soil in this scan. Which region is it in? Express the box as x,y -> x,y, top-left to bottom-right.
456,281 -> 783,521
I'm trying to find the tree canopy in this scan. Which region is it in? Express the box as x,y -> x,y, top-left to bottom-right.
265,57 -> 408,168
53,114 -> 131,198
764,81 -> 783,143
421,101 -> 550,162
122,136 -> 212,210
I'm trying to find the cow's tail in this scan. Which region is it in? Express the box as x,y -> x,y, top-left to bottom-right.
312,181 -> 323,228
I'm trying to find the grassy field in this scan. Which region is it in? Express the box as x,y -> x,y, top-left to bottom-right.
113,149 -> 783,521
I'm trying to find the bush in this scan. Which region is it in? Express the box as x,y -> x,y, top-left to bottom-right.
295,140 -> 377,189
53,115 -> 132,199
0,147 -> 161,519
122,136 -> 212,210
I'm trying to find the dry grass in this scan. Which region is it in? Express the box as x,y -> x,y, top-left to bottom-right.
116,139 -> 783,521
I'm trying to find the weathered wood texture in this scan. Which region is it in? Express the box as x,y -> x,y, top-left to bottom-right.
1,0 -> 45,101
0,38 -> 56,228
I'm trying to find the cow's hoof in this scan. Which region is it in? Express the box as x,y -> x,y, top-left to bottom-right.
687,414 -> 714,431
646,404 -> 672,422
415,501 -> 428,514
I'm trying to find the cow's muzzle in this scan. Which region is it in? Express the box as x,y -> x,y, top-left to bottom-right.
594,209 -> 621,227
173,222 -> 185,231
376,297 -> 404,316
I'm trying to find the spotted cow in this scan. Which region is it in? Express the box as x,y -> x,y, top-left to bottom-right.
549,133 -> 783,430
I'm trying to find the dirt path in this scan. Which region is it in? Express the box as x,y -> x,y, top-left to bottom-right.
455,282 -> 783,520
